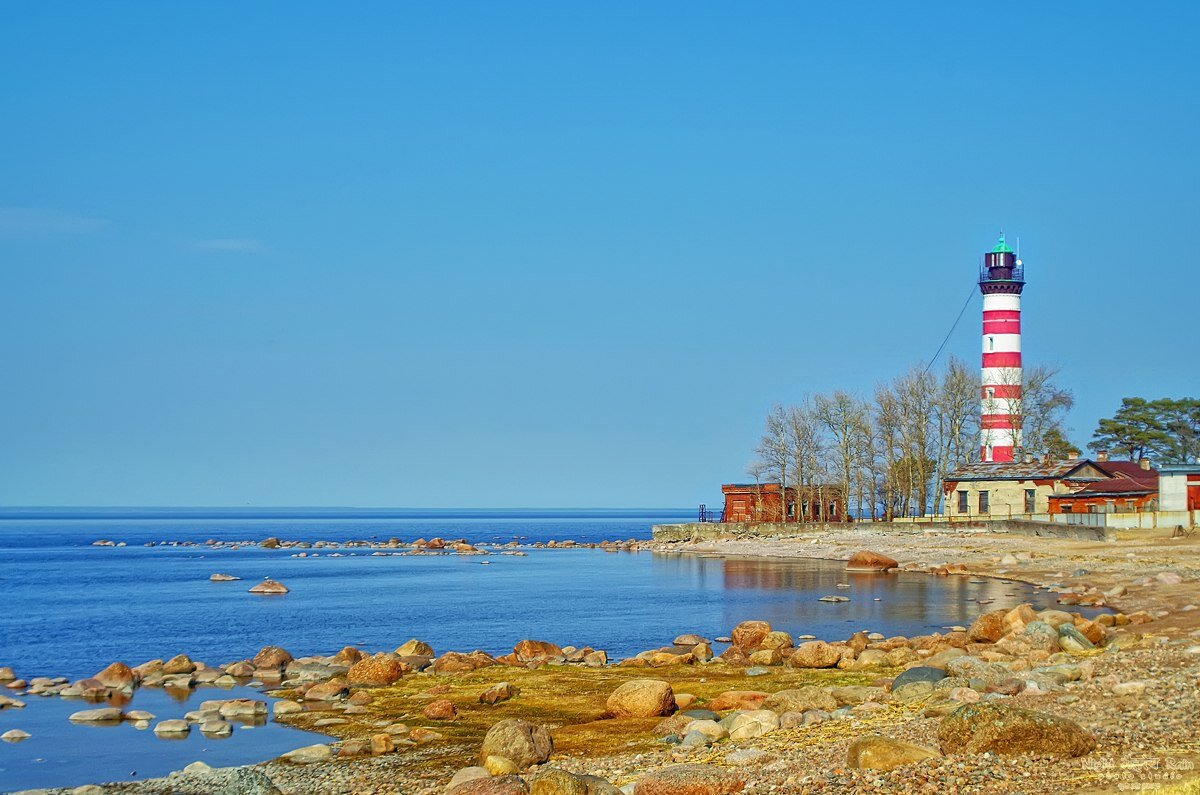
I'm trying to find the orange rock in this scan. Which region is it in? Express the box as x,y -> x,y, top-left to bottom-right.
248,579 -> 289,594
513,640 -> 563,663
846,550 -> 899,571
92,662 -> 137,689
606,679 -> 676,718
967,610 -> 1007,643
304,679 -> 349,701
252,646 -> 293,669
347,656 -> 405,686
433,651 -> 497,673
706,690 -> 769,711
422,698 -> 458,721
730,620 -> 771,650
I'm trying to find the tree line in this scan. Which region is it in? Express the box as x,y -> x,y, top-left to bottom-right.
751,358 -> 1073,520
1088,397 -> 1200,464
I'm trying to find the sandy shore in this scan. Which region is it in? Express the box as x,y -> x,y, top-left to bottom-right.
10,525 -> 1200,795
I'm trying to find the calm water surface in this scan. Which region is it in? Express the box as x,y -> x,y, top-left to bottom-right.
0,510 -> 1085,792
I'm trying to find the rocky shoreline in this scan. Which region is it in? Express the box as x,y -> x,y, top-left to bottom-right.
5,527 -> 1199,795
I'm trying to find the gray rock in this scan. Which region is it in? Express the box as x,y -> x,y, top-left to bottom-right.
69,707 -> 123,722
891,666 -> 947,690
280,743 -> 333,763
1057,624 -> 1095,652
154,719 -> 191,735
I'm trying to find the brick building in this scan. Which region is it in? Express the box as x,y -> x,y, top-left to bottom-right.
1046,458 -> 1159,515
721,483 -> 847,523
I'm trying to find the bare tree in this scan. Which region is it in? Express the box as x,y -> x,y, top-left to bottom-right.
814,391 -> 868,521
754,405 -> 791,521
931,357 -> 980,513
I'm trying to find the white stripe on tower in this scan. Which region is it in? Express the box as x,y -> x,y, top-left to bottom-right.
978,235 -> 1024,462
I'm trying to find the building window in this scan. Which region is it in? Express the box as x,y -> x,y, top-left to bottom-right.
1024,489 -> 1036,513
957,490 -> 968,513
978,491 -> 990,514
988,336 -> 995,351
1061,502 -> 1073,514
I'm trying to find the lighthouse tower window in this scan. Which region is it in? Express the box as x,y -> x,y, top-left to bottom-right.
988,336 -> 995,351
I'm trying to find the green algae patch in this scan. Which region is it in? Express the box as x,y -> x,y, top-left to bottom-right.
275,663 -> 887,780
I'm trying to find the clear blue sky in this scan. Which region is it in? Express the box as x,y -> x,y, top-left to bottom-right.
2,2 -> 1196,508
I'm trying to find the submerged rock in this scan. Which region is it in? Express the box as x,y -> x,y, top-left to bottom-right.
249,579 -> 289,594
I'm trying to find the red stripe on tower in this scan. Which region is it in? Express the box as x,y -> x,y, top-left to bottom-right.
978,234 -> 1025,462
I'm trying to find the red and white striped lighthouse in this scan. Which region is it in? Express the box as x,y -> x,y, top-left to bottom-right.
979,234 -> 1025,462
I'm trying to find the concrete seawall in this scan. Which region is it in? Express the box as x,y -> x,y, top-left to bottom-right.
652,519 -> 1111,543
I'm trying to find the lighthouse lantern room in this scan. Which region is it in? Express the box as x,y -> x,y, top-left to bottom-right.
978,234 -> 1025,462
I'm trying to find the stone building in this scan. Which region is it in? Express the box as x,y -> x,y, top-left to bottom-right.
942,458 -> 1114,517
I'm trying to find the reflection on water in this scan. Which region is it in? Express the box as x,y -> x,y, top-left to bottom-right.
0,685 -> 326,794
650,553 -> 1104,639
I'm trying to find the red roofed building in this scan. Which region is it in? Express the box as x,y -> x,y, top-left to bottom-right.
1047,456 -> 1159,515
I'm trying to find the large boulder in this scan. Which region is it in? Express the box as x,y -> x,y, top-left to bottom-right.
634,764 -> 745,795
761,686 -> 837,714
347,655 -> 405,686
69,707 -> 123,722
846,550 -> 898,571
93,662 -> 137,689
938,703 -> 1096,757
479,718 -> 553,769
1020,621 -> 1061,654
252,646 -> 294,669
1057,624 -> 1095,652
423,698 -> 458,721
606,679 -> 676,718
847,735 -> 941,770
434,651 -> 497,673
944,656 -> 1014,686
759,631 -> 794,651
395,639 -> 434,657
730,620 -> 772,650
726,709 -> 780,740
162,654 -> 196,675
705,690 -> 768,711
891,667 -> 947,691
303,679 -> 349,701
966,610 -> 1007,643
513,640 -> 564,664
530,769 -> 590,795
787,641 -> 842,669
1002,604 -> 1038,635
